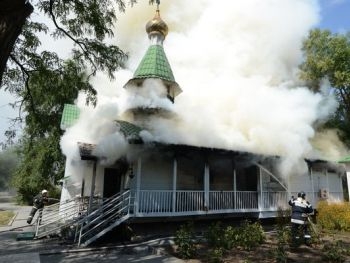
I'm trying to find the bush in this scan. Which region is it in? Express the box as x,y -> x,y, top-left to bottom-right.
207,247 -> 224,263
238,220 -> 266,250
275,208 -> 290,262
322,240 -> 349,263
205,220 -> 265,251
205,221 -> 226,248
174,221 -> 196,259
317,201 -> 350,231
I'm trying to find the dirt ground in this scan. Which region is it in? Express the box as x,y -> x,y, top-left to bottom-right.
168,231 -> 350,263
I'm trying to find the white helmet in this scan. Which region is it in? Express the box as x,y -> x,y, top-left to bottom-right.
42,189 -> 48,194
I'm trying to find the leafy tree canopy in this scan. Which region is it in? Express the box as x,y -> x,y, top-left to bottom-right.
300,29 -> 350,146
0,0 -> 157,202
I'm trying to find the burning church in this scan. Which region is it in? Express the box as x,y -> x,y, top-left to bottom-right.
36,1 -> 349,246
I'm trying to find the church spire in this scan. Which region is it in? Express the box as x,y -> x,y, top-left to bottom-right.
123,2 -> 182,103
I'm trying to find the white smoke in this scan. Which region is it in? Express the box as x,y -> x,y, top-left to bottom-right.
61,0 -> 347,176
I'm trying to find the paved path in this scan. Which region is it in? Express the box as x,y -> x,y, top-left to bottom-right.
0,194 -> 185,263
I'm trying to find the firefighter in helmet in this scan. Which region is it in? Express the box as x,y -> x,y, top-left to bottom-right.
288,191 -> 314,246
27,189 -> 49,224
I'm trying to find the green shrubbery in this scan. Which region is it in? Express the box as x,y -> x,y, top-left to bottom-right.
174,220 -> 265,261
317,201 -> 350,231
174,221 -> 196,259
322,240 -> 350,263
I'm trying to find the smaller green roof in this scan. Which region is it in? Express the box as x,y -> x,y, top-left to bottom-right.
124,45 -> 182,98
115,120 -> 144,144
61,104 -> 80,130
338,155 -> 350,163
134,45 -> 175,82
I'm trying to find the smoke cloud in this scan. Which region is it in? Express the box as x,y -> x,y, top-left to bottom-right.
61,0 -> 347,176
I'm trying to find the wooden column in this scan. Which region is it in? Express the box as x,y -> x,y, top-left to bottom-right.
172,158 -> 177,213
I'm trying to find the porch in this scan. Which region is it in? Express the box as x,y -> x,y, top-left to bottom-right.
133,190 -> 343,218
135,190 -> 283,217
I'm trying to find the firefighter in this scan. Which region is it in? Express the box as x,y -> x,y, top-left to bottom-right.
27,189 -> 49,224
288,191 -> 314,246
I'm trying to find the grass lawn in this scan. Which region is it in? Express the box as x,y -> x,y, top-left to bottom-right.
0,210 -> 15,225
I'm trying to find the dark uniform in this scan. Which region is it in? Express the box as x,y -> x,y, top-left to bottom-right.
27,190 -> 49,224
288,191 -> 313,245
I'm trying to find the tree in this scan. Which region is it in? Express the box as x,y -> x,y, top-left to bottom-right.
0,0 -> 157,202
0,0 -> 33,87
299,29 -> 350,146
11,60 -> 94,202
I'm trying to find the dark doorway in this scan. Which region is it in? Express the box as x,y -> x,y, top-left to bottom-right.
103,168 -> 123,198
236,165 -> 258,191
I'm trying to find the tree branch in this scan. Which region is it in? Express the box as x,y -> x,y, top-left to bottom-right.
9,54 -> 36,116
48,0 -> 98,75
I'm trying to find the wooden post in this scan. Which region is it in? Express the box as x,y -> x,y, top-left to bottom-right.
172,158 -> 177,213
204,163 -> 210,211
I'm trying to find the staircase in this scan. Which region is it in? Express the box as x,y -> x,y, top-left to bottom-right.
35,197 -> 86,239
75,190 -> 133,247
34,190 -> 133,246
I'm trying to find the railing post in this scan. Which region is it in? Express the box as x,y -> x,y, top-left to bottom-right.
258,166 -> 263,211
204,163 -> 210,210
172,158 -> 177,213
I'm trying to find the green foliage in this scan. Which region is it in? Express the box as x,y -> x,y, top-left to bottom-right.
222,225 -> 240,249
207,247 -> 224,263
10,59 -> 91,203
317,201 -> 350,231
205,221 -> 226,248
274,208 -> 291,263
1,0 -> 145,200
205,220 -> 265,252
238,220 -> 266,251
299,29 -> 350,146
174,221 -> 196,259
322,240 -> 350,263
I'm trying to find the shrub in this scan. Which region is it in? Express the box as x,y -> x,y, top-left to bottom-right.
207,247 -> 224,263
238,220 -> 266,250
222,225 -> 240,249
174,221 -> 196,259
322,240 -> 349,263
317,201 -> 350,231
205,220 -> 265,251
274,208 -> 290,262
205,221 -> 226,248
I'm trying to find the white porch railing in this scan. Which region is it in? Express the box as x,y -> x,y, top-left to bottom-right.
177,191 -> 205,212
136,190 -> 344,215
136,190 -> 289,215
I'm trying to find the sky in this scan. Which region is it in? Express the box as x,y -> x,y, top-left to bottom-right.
318,0 -> 350,33
0,0 -> 350,162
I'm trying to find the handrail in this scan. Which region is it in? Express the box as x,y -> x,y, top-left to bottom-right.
35,197 -> 93,238
76,190 -> 132,246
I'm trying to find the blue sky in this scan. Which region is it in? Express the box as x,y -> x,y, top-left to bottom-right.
318,0 -> 350,33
